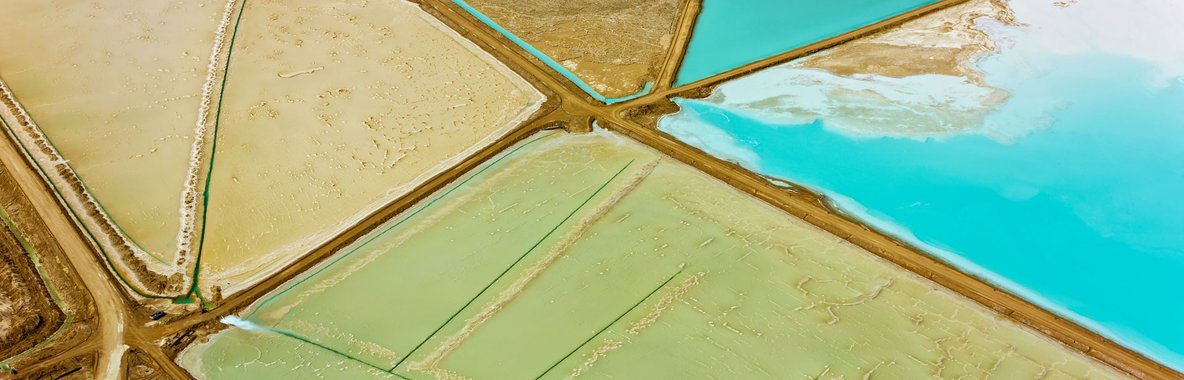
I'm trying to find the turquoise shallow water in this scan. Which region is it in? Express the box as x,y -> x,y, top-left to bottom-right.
661,52 -> 1184,370
675,0 -> 938,85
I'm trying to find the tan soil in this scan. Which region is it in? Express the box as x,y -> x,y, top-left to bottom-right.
465,0 -> 682,98
0,156 -> 99,377
3,353 -> 95,380
0,217 -> 62,360
122,347 -> 164,380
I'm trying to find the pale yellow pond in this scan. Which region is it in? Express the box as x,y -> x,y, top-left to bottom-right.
0,0 -> 223,261
195,0 -> 543,294
180,131 -> 1122,379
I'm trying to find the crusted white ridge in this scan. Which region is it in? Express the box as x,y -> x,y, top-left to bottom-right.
174,0 -> 239,270
0,79 -> 170,287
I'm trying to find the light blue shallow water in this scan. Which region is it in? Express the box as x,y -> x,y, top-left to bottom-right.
661,52 -> 1184,369
675,0 -> 938,86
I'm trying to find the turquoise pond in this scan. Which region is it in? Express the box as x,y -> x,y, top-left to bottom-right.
661,52 -> 1184,369
675,0 -> 938,85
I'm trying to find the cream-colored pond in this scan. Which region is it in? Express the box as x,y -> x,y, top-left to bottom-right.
0,0 -> 223,261
195,0 -> 543,294
180,131 -> 1122,379
0,0 -> 542,295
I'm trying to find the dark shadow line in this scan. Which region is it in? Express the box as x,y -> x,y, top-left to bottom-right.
535,265 -> 685,379
264,326 -> 411,379
190,0 -> 251,301
389,159 -> 637,371
243,132 -> 556,320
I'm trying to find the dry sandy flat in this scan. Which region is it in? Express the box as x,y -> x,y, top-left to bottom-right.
466,0 -> 681,98
197,0 -> 543,295
0,0 -> 224,261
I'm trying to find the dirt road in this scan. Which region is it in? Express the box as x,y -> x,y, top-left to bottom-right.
653,0 -> 701,90
0,119 -> 128,377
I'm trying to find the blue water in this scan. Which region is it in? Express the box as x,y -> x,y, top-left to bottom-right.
676,0 -> 938,85
662,52 -> 1184,369
452,0 -> 652,104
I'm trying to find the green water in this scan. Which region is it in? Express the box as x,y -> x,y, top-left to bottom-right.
181,132 -> 1120,379
178,328 -> 400,379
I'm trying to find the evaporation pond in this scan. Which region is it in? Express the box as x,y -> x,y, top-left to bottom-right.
676,0 -> 939,85
180,131 -> 1120,379
659,0 -> 1184,369
193,0 -> 542,294
0,0 -> 225,260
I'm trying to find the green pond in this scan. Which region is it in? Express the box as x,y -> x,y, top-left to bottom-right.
180,131 -> 1121,379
